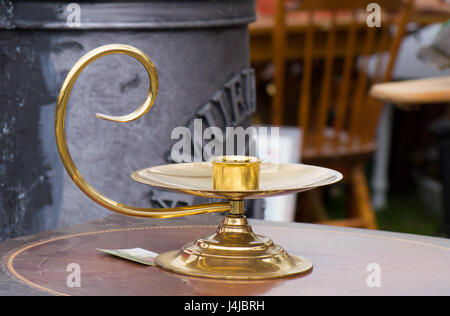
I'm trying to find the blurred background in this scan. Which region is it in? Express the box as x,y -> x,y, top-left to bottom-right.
250,0 -> 450,237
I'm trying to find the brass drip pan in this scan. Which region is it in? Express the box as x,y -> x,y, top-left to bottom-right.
131,160 -> 341,279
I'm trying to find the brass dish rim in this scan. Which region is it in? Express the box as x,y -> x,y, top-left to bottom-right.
130,161 -> 343,200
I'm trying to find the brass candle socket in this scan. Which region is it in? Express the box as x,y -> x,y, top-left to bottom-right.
212,155 -> 261,192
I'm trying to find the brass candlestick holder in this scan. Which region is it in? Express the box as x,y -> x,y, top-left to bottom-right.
55,44 -> 342,280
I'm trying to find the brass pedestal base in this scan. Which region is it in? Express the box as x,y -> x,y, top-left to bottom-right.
156,202 -> 312,280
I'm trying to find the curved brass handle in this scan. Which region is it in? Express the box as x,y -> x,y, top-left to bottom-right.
55,44 -> 231,218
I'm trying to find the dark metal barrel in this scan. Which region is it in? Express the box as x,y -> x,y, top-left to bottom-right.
0,1 -> 256,240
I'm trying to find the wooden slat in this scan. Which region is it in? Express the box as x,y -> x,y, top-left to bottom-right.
359,17 -> 393,143
347,25 -> 376,146
381,0 -> 414,84
333,10 -> 358,148
365,0 -> 415,141
372,18 -> 393,84
298,9 -> 315,143
350,163 -> 378,229
271,0 -> 287,125
315,10 -> 337,150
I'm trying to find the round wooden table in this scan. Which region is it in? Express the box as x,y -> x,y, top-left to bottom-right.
1,214 -> 449,296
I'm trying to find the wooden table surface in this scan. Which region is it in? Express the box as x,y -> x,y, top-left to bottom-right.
1,213 -> 449,296
370,75 -> 450,106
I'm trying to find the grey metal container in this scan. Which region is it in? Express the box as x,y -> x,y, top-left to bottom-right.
0,0 -> 256,240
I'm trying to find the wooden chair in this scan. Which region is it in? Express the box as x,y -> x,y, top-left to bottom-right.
271,0 -> 414,228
